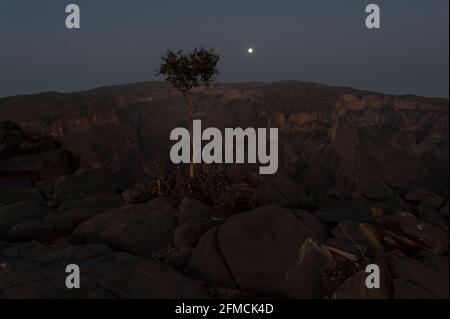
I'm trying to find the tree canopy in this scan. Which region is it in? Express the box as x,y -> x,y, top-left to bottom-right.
157,48 -> 220,95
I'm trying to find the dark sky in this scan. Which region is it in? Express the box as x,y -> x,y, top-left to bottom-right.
0,0 -> 448,98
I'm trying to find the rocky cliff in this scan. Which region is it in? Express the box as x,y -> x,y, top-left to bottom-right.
0,100 -> 448,299
0,81 -> 448,199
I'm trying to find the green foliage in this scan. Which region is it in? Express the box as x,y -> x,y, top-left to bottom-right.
157,48 -> 220,95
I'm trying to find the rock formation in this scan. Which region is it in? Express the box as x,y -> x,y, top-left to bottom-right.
0,82 -> 448,299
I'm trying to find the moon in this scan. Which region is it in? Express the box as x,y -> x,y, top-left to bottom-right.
247,48 -> 254,54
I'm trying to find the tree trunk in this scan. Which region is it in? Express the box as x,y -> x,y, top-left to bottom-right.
186,93 -> 195,179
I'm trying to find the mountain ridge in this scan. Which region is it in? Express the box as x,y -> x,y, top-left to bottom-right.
1,80 -> 449,101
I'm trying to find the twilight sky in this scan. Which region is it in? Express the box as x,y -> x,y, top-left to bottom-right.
0,0 -> 448,98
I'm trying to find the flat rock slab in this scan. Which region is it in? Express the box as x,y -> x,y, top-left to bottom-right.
376,212 -> 448,254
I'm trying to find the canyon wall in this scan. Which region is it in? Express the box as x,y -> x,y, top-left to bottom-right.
0,81 -> 447,199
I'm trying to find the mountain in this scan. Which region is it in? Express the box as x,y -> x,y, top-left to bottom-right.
0,81 -> 447,199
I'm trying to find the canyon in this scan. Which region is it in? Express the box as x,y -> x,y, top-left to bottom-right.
0,81 -> 448,299
0,81 -> 447,199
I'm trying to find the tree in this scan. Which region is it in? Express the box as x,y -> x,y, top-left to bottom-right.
157,48 -> 220,178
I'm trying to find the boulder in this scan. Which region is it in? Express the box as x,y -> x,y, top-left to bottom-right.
285,238 -> 333,298
174,218 -> 219,249
392,279 -> 435,299
254,177 -> 316,210
50,173 -> 121,207
0,201 -> 47,238
331,221 -> 384,257
381,197 -> 412,214
420,193 -> 445,211
0,178 -> 32,188
325,238 -> 367,261
49,194 -> 122,235
94,260 -> 208,299
293,209 -> 329,240
185,227 -> 237,289
186,204 -> 329,297
364,182 -> 393,201
122,187 -> 151,205
439,205 -> 449,225
415,205 -> 448,228
376,212 -> 448,254
69,198 -> 177,256
0,150 -> 79,181
163,247 -> 193,269
178,198 -> 212,224
0,241 -> 207,299
0,187 -> 44,206
6,220 -> 56,242
334,259 -> 392,299
404,187 -> 429,203
35,179 -> 55,200
316,199 -> 380,224
388,257 -> 449,298
423,256 -> 449,280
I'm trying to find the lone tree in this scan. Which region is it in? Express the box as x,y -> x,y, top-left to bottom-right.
157,48 -> 220,178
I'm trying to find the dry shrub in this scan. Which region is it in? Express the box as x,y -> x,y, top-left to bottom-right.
141,160 -> 257,215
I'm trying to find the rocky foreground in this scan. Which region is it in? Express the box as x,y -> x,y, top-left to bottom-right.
0,122 -> 448,299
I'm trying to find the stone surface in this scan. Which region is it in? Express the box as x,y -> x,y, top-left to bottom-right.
0,241 -> 207,299
6,220 -> 56,242
325,238 -> 366,261
419,193 -> 445,211
377,212 -> 448,254
364,183 -> 393,201
0,187 -> 43,206
187,204 -> 329,297
174,218 -> 218,249
49,193 -> 122,235
285,238 -> 333,298
178,198 -> 213,225
254,177 -> 316,210
404,187 -> 429,203
334,258 -> 392,299
121,187 -> 151,205
388,257 -> 449,299
332,221 -> 384,257
0,122 -> 79,181
0,201 -> 47,238
316,199 -> 381,224
415,205 -> 448,228
0,151 -> 79,181
69,198 -> 177,256
49,173 -> 121,207
392,279 -> 435,299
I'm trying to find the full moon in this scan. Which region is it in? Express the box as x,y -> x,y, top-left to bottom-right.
247,48 -> 254,54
